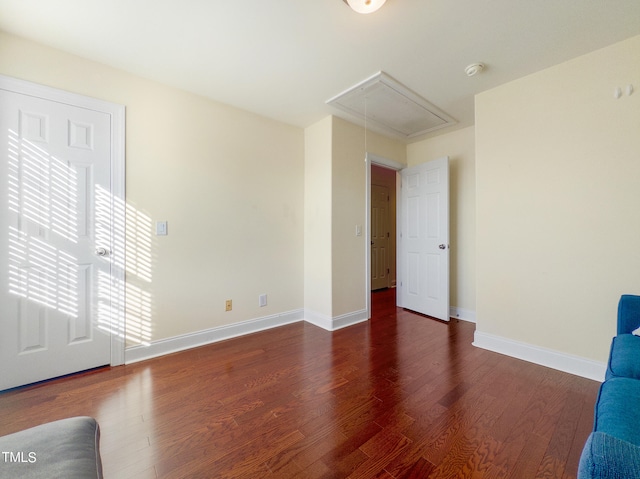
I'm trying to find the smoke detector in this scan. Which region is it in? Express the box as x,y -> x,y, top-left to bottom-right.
464,63 -> 485,77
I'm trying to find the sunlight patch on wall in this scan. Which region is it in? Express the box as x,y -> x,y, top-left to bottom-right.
125,282 -> 153,346
96,185 -> 153,283
125,200 -> 153,283
95,185 -> 154,345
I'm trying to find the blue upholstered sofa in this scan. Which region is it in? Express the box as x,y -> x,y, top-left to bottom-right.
578,295 -> 640,478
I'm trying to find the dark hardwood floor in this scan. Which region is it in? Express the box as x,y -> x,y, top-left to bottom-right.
0,289 -> 600,478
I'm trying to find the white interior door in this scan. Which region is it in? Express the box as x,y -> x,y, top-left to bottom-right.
371,184 -> 390,290
397,157 -> 449,321
0,85 -> 116,390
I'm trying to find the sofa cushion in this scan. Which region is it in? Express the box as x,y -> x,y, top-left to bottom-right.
617,294 -> 640,335
594,378 -> 640,446
578,431 -> 640,479
606,334 -> 640,380
0,416 -> 102,479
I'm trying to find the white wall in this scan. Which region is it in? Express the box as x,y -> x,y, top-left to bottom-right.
475,35 -> 640,377
0,32 -> 305,346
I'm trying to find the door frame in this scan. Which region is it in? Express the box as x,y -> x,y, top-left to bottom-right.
0,74 -> 126,366
365,153 -> 404,318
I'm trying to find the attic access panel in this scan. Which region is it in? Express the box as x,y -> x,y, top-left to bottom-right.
327,72 -> 456,139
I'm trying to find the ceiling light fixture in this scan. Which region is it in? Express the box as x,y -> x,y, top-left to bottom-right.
464,63 -> 485,77
343,0 -> 387,14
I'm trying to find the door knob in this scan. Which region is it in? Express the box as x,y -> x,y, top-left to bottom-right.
96,247 -> 110,256
439,244 -> 447,250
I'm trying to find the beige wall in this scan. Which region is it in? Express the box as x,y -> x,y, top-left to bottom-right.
331,117 -> 406,317
475,35 -> 640,362
0,32 -> 305,344
303,116 -> 405,321
304,117 -> 333,317
407,126 -> 476,316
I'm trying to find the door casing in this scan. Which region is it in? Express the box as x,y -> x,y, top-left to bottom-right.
365,153 -> 404,317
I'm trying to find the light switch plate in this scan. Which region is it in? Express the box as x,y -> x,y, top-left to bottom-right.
156,221 -> 168,236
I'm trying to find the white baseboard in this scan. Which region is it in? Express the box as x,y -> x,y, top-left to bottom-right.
125,307 -> 372,364
125,309 -> 304,364
473,330 -> 606,382
304,309 -> 369,331
302,309 -> 333,330
450,306 -> 476,323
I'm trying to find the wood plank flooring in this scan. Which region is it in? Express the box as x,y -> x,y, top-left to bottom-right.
0,289 -> 600,478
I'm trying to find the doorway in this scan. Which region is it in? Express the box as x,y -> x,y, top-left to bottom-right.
365,154 -> 403,317
365,154 -> 450,321
371,166 -> 397,292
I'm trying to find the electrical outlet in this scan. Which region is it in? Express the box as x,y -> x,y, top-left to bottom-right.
225,300 -> 232,311
259,294 -> 267,307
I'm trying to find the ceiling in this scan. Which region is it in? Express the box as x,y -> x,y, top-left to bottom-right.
1,0 -> 639,142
